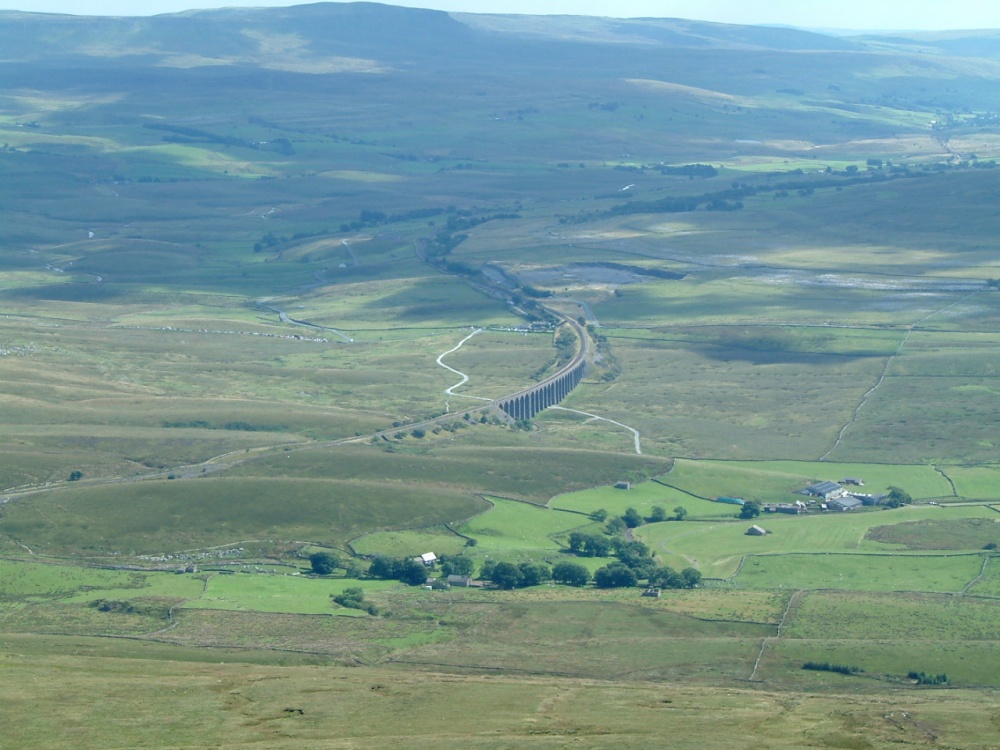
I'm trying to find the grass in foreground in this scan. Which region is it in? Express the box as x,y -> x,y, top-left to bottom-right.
4,647 -> 1000,749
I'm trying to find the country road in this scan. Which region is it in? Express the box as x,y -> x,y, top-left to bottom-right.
436,328 -> 493,411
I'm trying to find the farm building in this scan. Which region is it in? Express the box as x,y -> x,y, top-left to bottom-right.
615,481 -> 632,490
447,575 -> 474,587
801,481 -> 846,500
841,478 -> 865,486
642,588 -> 662,598
746,525 -> 768,536
827,496 -> 863,512
765,501 -> 807,514
416,552 -> 437,565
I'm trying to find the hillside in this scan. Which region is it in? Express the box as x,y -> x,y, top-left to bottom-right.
3,4 -> 1000,748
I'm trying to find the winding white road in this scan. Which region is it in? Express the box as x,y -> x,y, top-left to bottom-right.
549,405 -> 642,454
436,328 -> 492,411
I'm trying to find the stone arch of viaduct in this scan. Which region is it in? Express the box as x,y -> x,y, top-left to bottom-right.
497,356 -> 586,422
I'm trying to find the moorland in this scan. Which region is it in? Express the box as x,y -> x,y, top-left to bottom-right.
3,3 -> 1000,747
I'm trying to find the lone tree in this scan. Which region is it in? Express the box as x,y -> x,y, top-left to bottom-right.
672,506 -> 688,521
885,486 -> 912,508
739,500 -> 762,519
621,507 -> 645,528
648,505 -> 668,523
68,470 -> 84,482
397,558 -> 429,586
680,567 -> 702,588
309,552 -> 338,576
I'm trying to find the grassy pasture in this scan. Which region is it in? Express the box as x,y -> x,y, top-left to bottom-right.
965,557 -> 1000,597
638,503 -> 997,578
350,527 -> 470,558
550,479 -> 738,519
456,497 -> 594,560
184,573 -> 399,616
733,552 -> 984,593
0,559 -> 151,598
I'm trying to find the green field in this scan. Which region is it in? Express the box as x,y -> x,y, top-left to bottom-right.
456,497 -> 595,561
638,503 -> 998,578
183,573 -> 399,615
733,552 -> 984,592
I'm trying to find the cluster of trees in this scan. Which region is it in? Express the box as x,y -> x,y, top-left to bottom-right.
332,587 -> 377,615
143,122 -> 293,155
802,661 -> 862,675
575,534 -> 701,590
479,560 -> 593,588
308,551 -> 365,578
558,504 -> 704,589
481,560 -> 554,589
367,556 -> 429,586
589,505 -> 687,531
589,560 -> 701,590
567,531 -> 612,557
475,550 -> 701,592
908,670 -> 948,685
339,206 -> 447,233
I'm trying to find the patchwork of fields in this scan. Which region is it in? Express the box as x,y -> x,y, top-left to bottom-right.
5,5 -> 1000,747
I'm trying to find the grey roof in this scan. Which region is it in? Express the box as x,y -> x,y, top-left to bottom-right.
804,481 -> 842,495
829,496 -> 863,509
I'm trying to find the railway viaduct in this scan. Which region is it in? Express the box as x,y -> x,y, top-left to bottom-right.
497,318 -> 589,421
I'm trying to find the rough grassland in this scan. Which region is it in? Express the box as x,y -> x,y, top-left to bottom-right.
0,478 -> 488,555
5,651 -> 1000,749
229,443 -> 673,504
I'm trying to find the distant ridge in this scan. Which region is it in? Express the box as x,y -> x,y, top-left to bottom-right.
2,1 -> 1000,72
